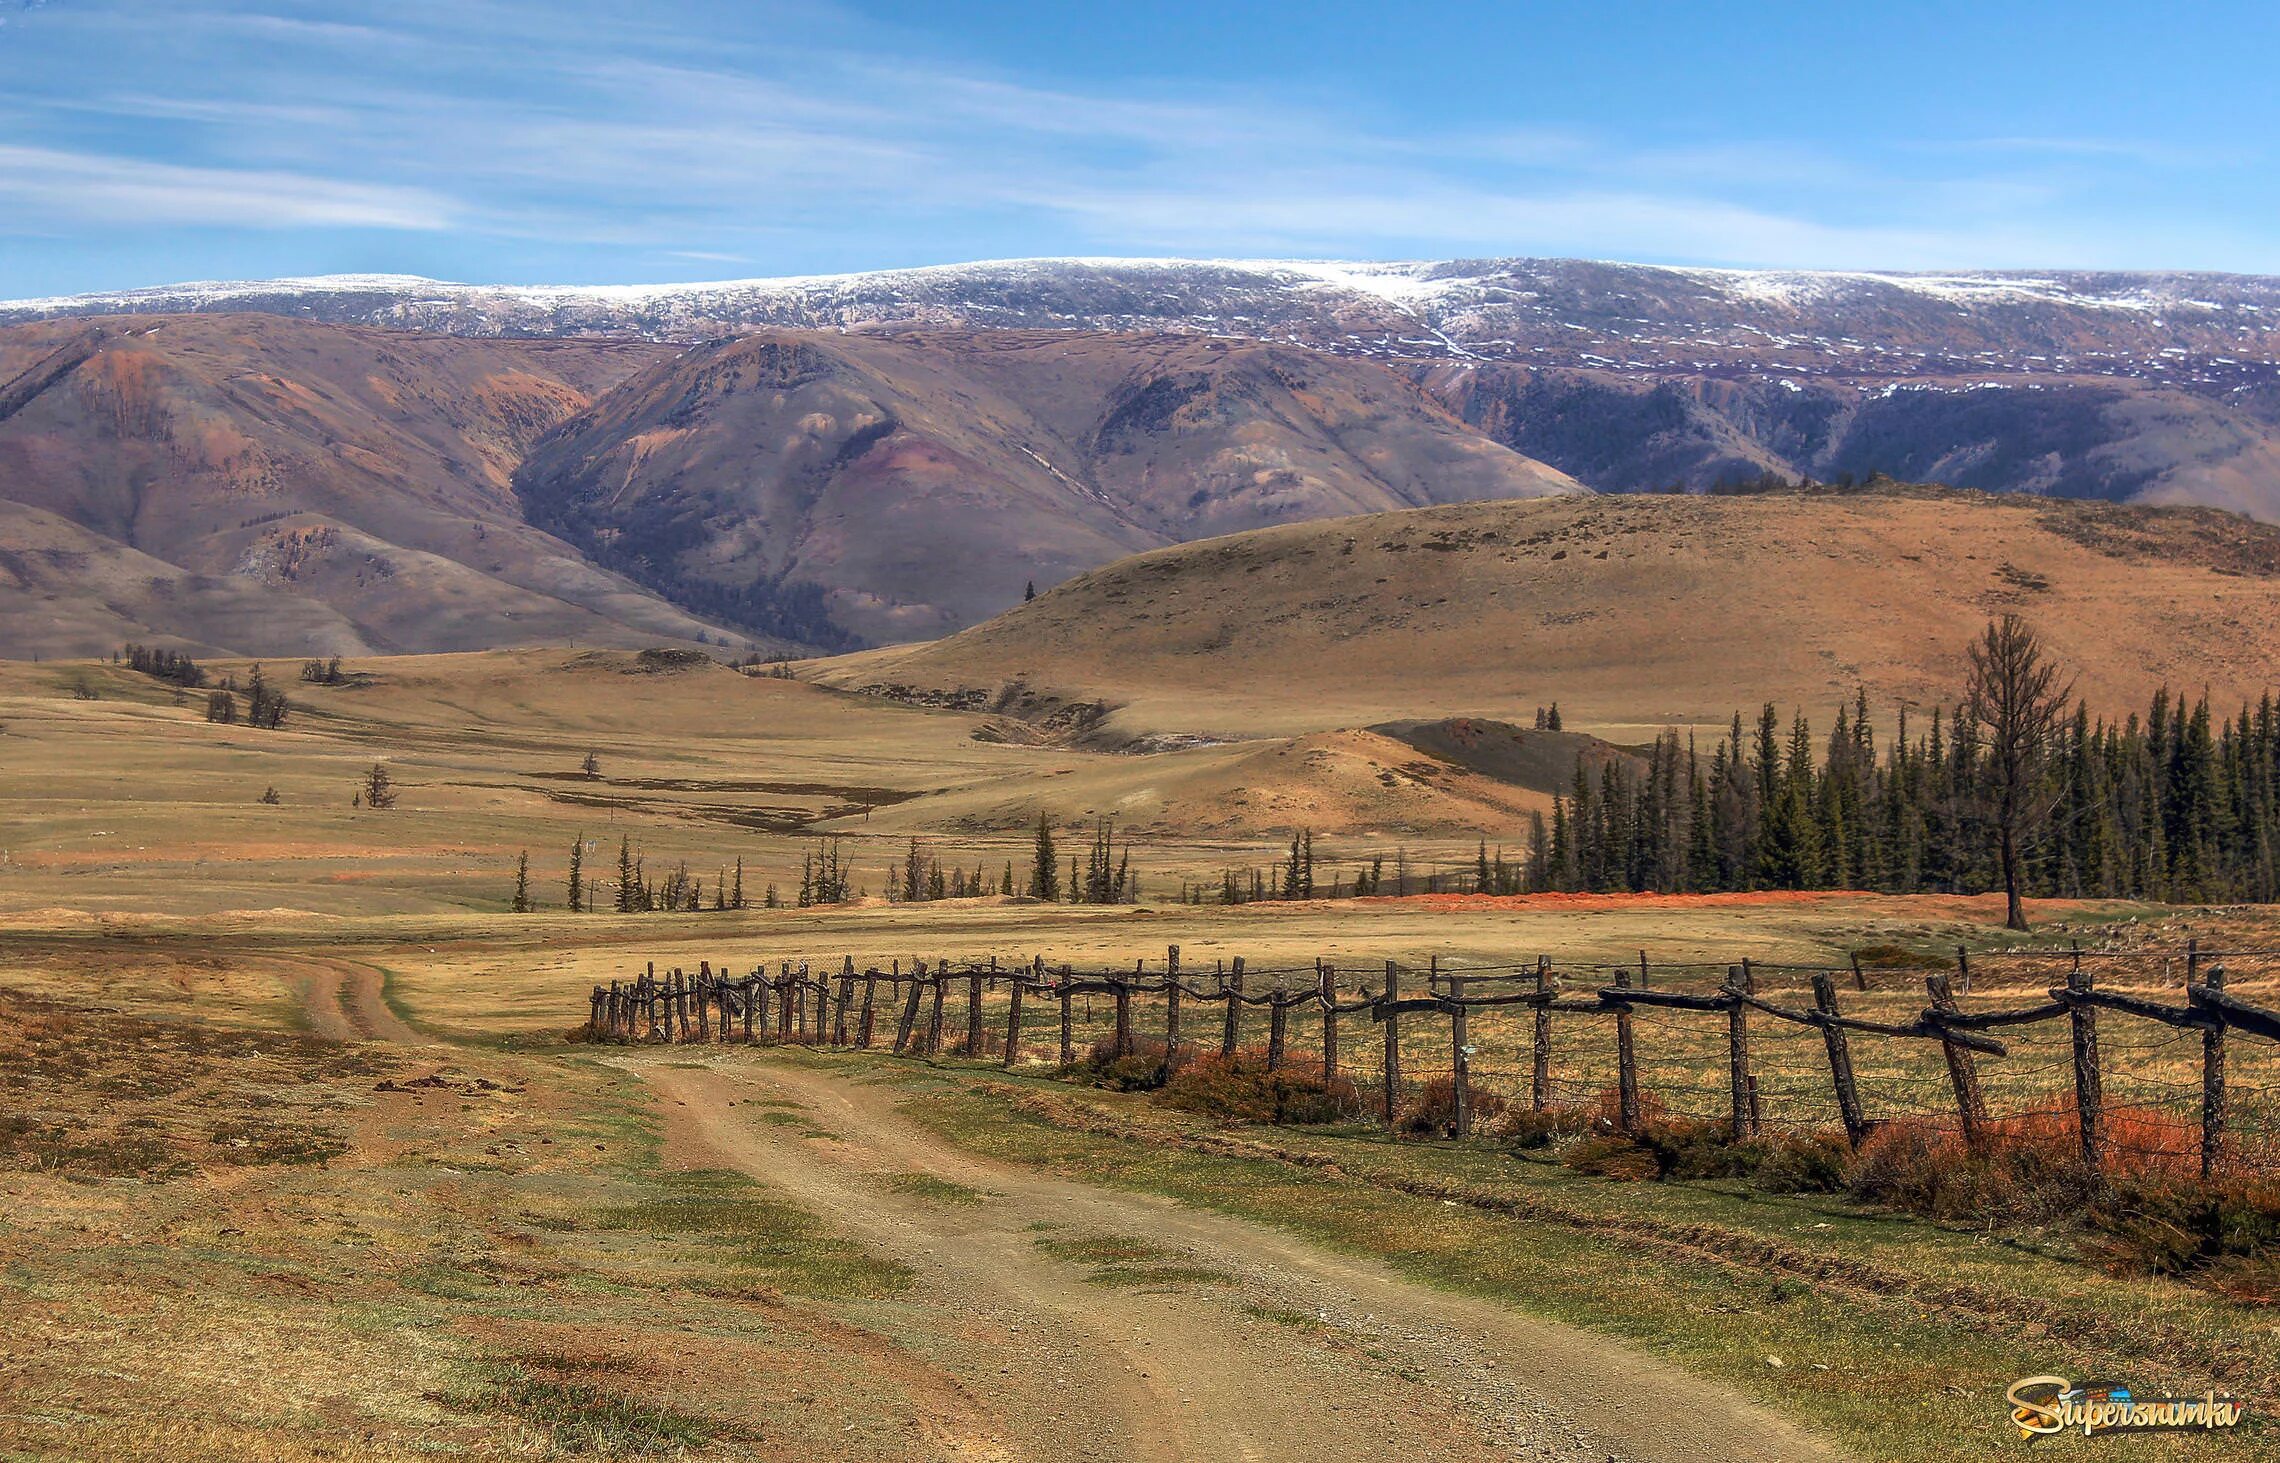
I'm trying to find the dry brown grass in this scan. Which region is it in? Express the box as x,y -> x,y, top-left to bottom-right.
816,489 -> 2280,742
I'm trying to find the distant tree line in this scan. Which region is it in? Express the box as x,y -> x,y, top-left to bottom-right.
204,664 -> 289,729
119,644 -> 205,687
1177,833 -> 1485,905
891,837 -> 1016,902
1537,618 -> 2280,923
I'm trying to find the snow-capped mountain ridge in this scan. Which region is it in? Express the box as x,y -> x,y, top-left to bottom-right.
9,255 -> 2277,388
6,255 -> 2265,315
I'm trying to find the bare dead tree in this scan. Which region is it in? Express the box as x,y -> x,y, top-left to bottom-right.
1963,614 -> 2074,931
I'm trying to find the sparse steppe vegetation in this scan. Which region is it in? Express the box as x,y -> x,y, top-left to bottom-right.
3,641 -> 2277,1460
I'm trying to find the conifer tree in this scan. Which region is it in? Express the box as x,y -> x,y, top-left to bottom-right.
1029,813 -> 1059,900
1964,614 -> 2073,930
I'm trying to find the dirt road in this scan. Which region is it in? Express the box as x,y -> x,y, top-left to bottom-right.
288,956 -> 424,1043
637,1054 -> 1852,1463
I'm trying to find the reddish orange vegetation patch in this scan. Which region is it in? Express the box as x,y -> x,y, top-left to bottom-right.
1343,889 -> 2093,917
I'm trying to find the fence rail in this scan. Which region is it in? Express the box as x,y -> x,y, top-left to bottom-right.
584,941 -> 2280,1180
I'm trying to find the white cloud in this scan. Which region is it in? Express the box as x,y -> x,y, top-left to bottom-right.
0,145 -> 453,230
1,0 -> 2244,273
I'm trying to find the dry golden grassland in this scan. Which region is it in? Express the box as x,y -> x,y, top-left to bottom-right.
4,648 -> 2278,1460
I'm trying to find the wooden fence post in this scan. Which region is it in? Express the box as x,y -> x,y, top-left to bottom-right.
2203,962 -> 2228,1181
1114,964 -> 1134,1059
1266,975 -> 1288,1072
1320,962 -> 1338,1084
1926,973 -> 1989,1147
1531,957 -> 1551,1111
1812,972 -> 1867,1149
1956,946 -> 1973,996
1725,964 -> 1755,1140
1612,966 -> 1640,1133
777,963 -> 795,1043
1221,959 -> 1245,1057
1449,973 -> 1470,1138
800,961 -> 817,1041
893,964 -> 923,1054
2067,963 -> 2103,1175
742,973 -> 758,1040
967,963 -> 985,1056
1381,962 -> 1401,1126
1058,965 -> 1075,1067
1003,965 -> 1026,1067
834,959 -> 855,1046
924,964 -> 946,1056
1164,946 -> 1183,1060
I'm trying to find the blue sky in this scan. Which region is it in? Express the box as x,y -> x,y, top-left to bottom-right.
2,0 -> 2275,297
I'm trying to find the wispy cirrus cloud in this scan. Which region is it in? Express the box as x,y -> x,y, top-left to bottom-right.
0,144 -> 453,230
0,0 -> 2263,289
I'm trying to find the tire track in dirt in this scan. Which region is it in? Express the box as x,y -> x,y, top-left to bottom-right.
636,1054 -> 1853,1463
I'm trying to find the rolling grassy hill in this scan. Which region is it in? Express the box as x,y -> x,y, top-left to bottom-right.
812,484 -> 2280,740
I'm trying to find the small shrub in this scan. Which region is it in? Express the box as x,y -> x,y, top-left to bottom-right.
1849,942 -> 1944,971
1073,1037 -> 1171,1091
1563,1134 -> 1659,1181
1586,1085 -> 1668,1135
1484,1103 -> 1589,1149
1157,1050 -> 1358,1125
1845,1117 -> 2095,1225
1634,1114 -> 1750,1180
2089,1175 -> 2280,1294
1743,1129 -> 1852,1193
1395,1075 -> 1508,1138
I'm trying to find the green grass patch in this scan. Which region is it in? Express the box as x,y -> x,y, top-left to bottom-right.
883,1172 -> 989,1204
1085,1262 -> 1234,1289
1032,1228 -> 1231,1287
1241,1302 -> 1329,1331
598,1167 -> 909,1297
464,1355 -> 720,1456
1032,1229 -> 1173,1265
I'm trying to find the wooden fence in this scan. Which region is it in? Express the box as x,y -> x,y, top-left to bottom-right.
585,942 -> 2280,1180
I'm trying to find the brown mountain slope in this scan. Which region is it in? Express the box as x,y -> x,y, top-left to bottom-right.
812,486 -> 2280,739
1419,364 -> 2280,518
0,314 -> 743,656
515,329 -> 1581,647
